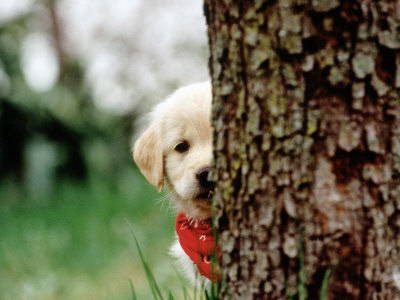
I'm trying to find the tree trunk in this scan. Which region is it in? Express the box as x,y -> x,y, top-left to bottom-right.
204,0 -> 400,299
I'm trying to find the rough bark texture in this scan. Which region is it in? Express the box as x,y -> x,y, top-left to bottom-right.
204,0 -> 400,299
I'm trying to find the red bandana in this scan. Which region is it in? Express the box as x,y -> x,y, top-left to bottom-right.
175,211 -> 220,282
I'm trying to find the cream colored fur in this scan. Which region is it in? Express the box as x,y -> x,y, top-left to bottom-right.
133,81 -> 212,219
133,82 -> 213,284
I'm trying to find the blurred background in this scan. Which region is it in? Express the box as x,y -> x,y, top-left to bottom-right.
0,0 -> 209,299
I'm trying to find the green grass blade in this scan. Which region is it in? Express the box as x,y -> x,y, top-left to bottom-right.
284,279 -> 294,300
193,269 -> 199,300
129,279 -> 138,300
171,264 -> 191,300
126,220 -> 165,300
168,290 -> 175,300
204,289 -> 210,300
143,261 -> 164,300
319,269 -> 331,300
209,279 -> 217,300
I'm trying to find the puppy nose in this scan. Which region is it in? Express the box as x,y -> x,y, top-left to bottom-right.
196,167 -> 214,189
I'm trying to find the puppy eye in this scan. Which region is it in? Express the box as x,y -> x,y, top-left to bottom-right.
174,141 -> 189,153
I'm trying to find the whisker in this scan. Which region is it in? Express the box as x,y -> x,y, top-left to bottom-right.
153,190 -> 178,216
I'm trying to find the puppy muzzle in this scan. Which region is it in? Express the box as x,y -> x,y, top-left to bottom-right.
196,167 -> 215,200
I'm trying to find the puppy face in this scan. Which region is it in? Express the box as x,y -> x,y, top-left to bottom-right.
133,82 -> 213,219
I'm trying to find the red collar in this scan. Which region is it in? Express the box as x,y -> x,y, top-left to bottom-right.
175,211 -> 220,282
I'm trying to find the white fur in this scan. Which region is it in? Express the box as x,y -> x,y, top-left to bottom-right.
169,239 -> 208,286
133,82 -> 213,282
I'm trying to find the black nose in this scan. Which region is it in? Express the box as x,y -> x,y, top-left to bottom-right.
196,167 -> 214,189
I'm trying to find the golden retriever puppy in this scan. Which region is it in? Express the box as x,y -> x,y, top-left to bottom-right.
133,82 -> 218,284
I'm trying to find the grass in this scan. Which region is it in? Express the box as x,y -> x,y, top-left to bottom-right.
0,168 -> 181,299
128,222 -> 220,300
0,167 -> 332,299
285,227 -> 331,300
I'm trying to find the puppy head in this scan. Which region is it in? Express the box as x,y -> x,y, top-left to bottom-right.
133,82 -> 213,219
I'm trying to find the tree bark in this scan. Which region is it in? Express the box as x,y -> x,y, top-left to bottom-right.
204,0 -> 400,299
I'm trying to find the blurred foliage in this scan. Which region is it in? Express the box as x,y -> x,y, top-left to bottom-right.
0,3 -> 182,300
0,8 -> 137,194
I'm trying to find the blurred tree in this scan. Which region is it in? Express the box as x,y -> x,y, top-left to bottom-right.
0,99 -> 28,181
0,8 -> 88,183
205,0 -> 400,299
0,1 -> 133,189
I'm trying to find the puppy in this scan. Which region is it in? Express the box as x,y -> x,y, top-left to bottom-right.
133,82 -> 218,284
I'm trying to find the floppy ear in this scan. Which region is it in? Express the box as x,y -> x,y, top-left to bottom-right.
133,124 -> 164,191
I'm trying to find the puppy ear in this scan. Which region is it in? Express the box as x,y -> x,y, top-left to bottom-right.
133,124 -> 164,191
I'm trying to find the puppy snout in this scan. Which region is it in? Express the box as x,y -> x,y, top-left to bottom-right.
196,167 -> 214,190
